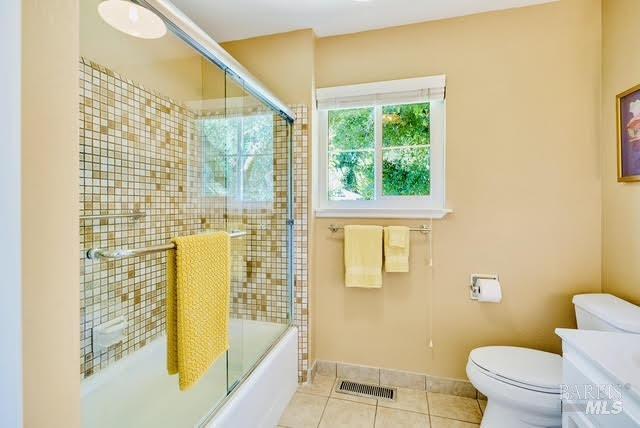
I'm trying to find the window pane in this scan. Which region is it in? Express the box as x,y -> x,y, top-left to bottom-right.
242,114 -> 273,155
328,107 -> 374,150
242,154 -> 273,202
204,155 -> 238,196
329,151 -> 375,200
382,147 -> 430,196
202,117 -> 240,155
382,103 -> 429,147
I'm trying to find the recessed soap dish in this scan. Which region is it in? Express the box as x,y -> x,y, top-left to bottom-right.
93,316 -> 128,354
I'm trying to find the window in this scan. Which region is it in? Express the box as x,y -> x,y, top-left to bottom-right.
201,113 -> 274,203
316,76 -> 448,218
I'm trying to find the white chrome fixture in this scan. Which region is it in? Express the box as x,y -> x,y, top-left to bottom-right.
327,224 -> 431,234
98,0 -> 167,39
93,316 -> 128,354
469,274 -> 499,300
467,294 -> 640,428
80,210 -> 146,221
86,230 -> 247,261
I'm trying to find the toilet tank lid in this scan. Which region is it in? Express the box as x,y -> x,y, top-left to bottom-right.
573,294 -> 640,333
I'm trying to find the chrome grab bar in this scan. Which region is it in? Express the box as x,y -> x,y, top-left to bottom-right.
86,230 -> 247,261
80,211 -> 146,221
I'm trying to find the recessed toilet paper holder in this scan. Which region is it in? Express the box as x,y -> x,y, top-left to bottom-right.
470,274 -> 499,300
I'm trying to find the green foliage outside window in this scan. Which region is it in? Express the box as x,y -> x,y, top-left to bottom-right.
327,103 -> 430,201
202,114 -> 274,202
328,108 -> 375,200
382,103 -> 430,196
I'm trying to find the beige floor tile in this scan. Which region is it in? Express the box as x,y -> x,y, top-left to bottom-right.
330,379 -> 378,405
319,398 -> 376,428
427,393 -> 482,424
297,375 -> 336,397
379,387 -> 429,414
478,399 -> 487,414
430,416 -> 480,428
375,407 -> 430,428
279,392 -> 328,428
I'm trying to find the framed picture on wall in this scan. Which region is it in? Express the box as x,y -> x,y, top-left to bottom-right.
617,84 -> 640,182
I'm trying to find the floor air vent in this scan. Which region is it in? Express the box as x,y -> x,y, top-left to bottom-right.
335,380 -> 396,401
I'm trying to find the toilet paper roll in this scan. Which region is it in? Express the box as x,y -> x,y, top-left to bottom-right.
476,278 -> 502,303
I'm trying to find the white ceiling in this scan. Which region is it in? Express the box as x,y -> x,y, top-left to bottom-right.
170,0 -> 557,43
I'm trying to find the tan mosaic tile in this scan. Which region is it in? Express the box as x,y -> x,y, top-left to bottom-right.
79,58 -> 310,381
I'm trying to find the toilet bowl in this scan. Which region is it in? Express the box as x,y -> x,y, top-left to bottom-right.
467,346 -> 562,428
467,294 -> 640,428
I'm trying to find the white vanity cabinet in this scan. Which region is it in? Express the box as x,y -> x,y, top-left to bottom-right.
556,328 -> 640,428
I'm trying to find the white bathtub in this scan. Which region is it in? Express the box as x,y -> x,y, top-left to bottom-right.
82,320 -> 298,428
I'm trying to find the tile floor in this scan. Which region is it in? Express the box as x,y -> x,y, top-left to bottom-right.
279,375 -> 487,427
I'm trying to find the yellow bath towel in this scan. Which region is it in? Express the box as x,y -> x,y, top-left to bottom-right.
167,232 -> 230,391
344,225 -> 383,288
384,226 -> 410,272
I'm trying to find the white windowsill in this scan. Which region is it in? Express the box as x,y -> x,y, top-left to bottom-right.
314,208 -> 452,219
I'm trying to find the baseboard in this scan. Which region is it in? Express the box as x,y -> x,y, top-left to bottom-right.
307,359 -> 479,399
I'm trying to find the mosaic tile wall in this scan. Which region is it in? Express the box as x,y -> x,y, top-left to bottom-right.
292,106 -> 310,382
79,57 -> 309,380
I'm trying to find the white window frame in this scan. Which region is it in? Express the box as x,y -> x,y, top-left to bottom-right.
315,76 -> 450,219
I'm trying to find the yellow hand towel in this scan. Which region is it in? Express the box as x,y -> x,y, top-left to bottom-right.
384,226 -> 410,273
344,225 -> 383,288
167,232 -> 230,391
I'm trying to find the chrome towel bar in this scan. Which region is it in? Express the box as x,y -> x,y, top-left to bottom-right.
80,211 -> 146,221
328,224 -> 431,234
86,230 -> 247,261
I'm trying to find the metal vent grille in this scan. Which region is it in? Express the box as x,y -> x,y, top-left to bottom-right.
335,380 -> 396,401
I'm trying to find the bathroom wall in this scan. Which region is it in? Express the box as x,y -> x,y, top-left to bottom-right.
220,0 -> 602,381
80,0 -> 204,102
314,0 -> 602,379
22,0 -> 80,426
79,58 -> 199,378
222,29 -> 316,106
601,0 -> 640,305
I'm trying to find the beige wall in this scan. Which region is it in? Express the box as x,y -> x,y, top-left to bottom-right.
314,0 -> 602,379
222,29 -> 316,106
601,0 -> 640,305
22,0 -> 80,426
81,0 -> 204,103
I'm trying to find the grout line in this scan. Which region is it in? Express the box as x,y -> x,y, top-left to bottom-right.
316,395 -> 330,428
376,404 -> 429,417
373,399 -> 378,428
430,414 -> 483,425
425,389 -> 430,415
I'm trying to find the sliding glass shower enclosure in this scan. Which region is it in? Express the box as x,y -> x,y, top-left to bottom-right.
79,1 -> 294,426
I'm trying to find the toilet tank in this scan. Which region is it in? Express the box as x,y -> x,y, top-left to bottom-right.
573,294 -> 640,334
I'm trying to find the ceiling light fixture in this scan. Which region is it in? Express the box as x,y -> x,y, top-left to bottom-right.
98,0 -> 167,39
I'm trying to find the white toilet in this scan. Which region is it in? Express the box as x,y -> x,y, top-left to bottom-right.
466,293 -> 640,428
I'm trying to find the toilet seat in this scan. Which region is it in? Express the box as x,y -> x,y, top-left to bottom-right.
469,346 -> 562,394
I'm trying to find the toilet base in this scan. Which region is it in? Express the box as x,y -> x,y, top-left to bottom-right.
481,400 -> 561,428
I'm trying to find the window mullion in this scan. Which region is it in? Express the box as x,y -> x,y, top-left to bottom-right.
237,118 -> 243,201
374,105 -> 383,200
